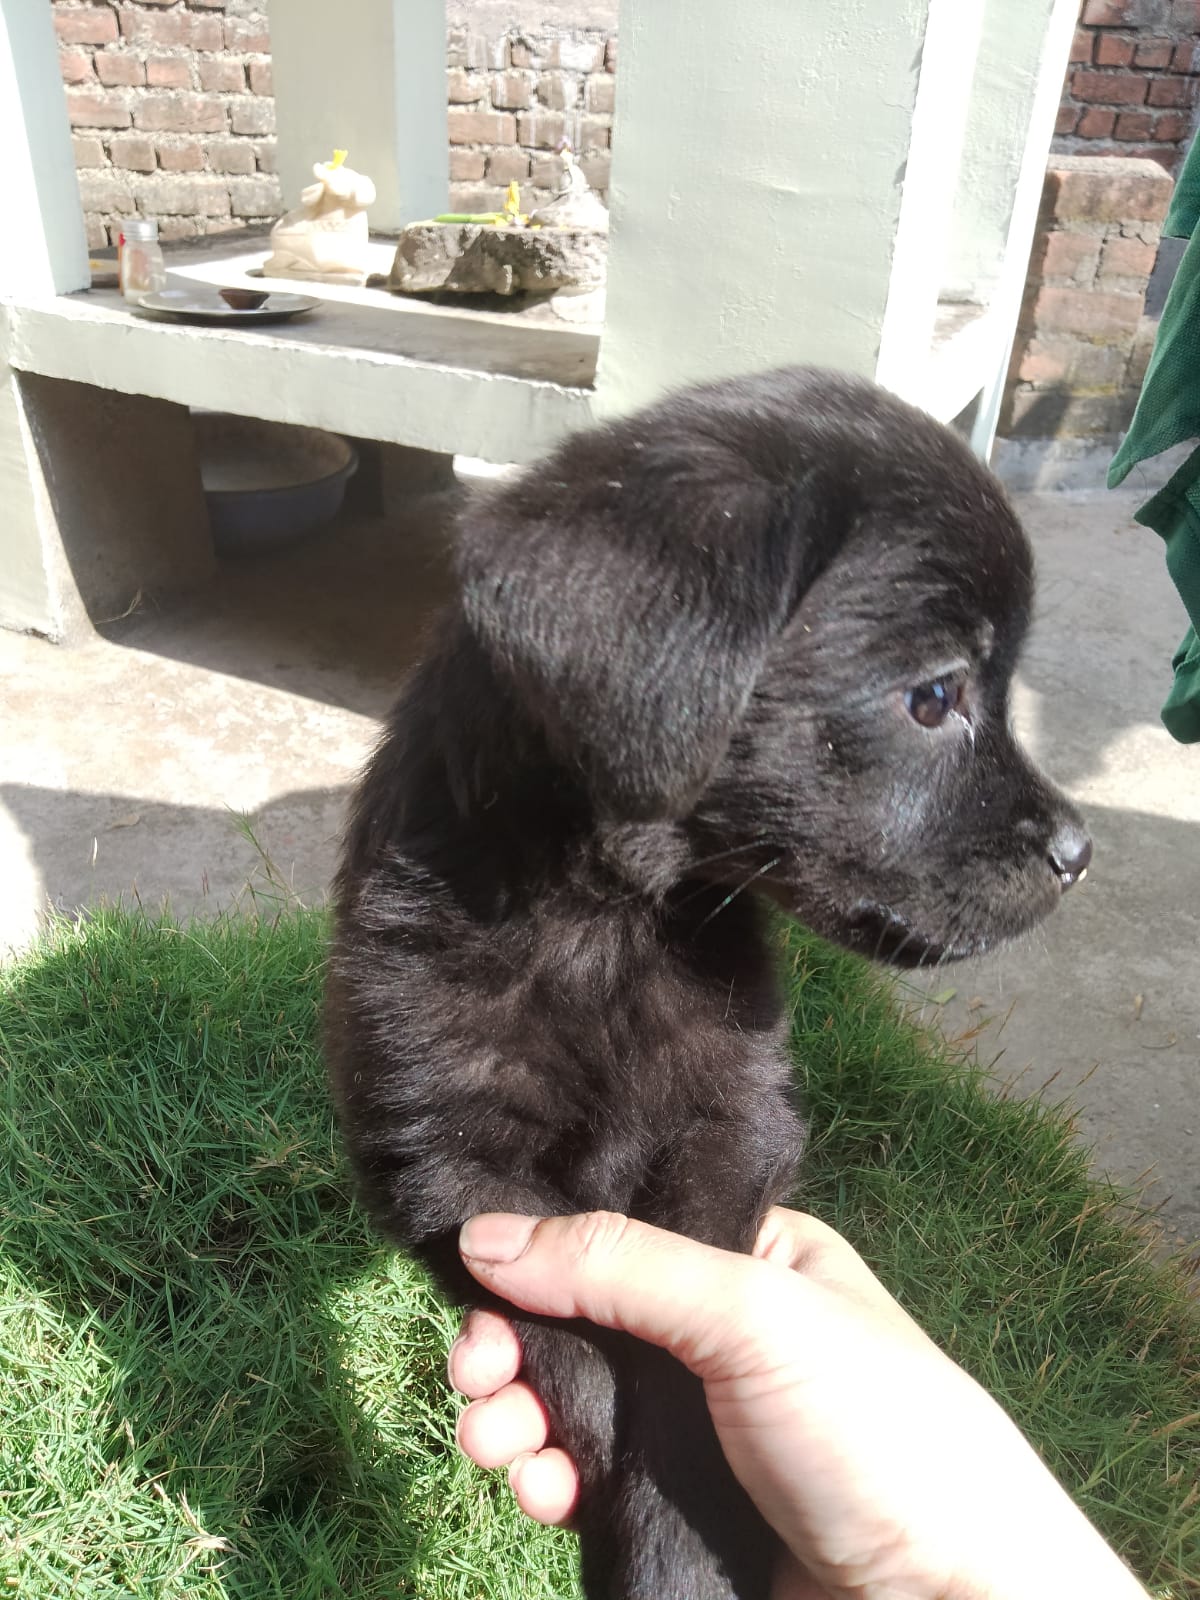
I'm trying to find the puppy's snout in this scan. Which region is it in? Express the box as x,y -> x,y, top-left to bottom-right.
1047,821 -> 1092,891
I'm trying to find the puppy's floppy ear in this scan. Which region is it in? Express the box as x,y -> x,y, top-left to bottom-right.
457,421 -> 835,819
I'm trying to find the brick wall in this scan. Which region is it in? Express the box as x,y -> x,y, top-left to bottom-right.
445,24 -> 616,214
1055,0 -> 1200,170
999,156 -> 1174,441
53,0 -> 279,249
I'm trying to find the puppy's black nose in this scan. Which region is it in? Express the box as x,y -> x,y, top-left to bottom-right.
1048,824 -> 1092,890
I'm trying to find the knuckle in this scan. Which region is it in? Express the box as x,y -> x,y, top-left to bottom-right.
567,1209 -> 634,1265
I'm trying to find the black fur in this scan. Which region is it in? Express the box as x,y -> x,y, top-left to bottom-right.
326,368 -> 1089,1599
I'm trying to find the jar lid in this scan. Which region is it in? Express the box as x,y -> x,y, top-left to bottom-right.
123,218 -> 159,241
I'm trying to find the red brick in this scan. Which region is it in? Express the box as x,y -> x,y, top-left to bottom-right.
449,109 -> 518,144
578,115 -> 611,151
449,183 -> 507,213
247,61 -> 272,95
448,69 -> 487,103
1070,70 -> 1149,104
119,9 -> 220,48
585,74 -> 616,114
86,216 -> 109,249
492,72 -> 533,109
1099,235 -> 1159,279
1070,27 -> 1094,64
1152,110 -> 1190,139
1040,230 -> 1101,281
1032,284 -> 1145,338
223,17 -> 270,52
157,217 -> 200,241
253,141 -> 276,173
95,52 -> 145,87
1056,106 -> 1080,135
1147,74 -> 1196,106
134,93 -> 228,133
449,149 -> 486,181
463,32 -> 506,70
58,48 -> 94,85
486,148 -> 531,182
1172,0 -> 1200,28
157,139 -> 205,171
55,7 -> 118,45
580,152 -> 611,192
1134,39 -> 1174,69
529,156 -> 562,188
1046,160 -> 1173,222
67,89 -> 131,128
1114,110 -> 1154,138
1017,338 -> 1130,388
1171,42 -> 1198,73
146,57 -> 191,89
517,109 -> 566,148
77,170 -> 135,214
1006,387 -> 1139,438
1095,34 -> 1135,68
198,59 -> 246,93
535,73 -> 575,111
108,134 -> 157,171
1081,0 -> 1136,19
228,99 -> 274,134
207,138 -> 255,174
72,134 -> 106,168
228,174 -> 281,216
546,37 -> 603,71
1077,107 -> 1117,137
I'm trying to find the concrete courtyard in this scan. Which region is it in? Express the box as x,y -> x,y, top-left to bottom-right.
1,476 -> 1197,1259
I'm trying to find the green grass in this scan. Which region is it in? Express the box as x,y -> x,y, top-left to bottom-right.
0,908 -> 1195,1597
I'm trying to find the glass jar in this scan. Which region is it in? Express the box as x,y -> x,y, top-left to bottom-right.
119,218 -> 166,304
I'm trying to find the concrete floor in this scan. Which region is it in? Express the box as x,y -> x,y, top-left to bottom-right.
1,481 -> 1197,1259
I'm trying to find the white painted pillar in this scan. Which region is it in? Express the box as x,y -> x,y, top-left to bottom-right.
596,0 -> 1077,453
959,0 -> 1082,458
0,0 -> 89,299
1,0 -> 89,636
874,0 -> 987,398
271,0 -> 449,232
597,0 -> 936,416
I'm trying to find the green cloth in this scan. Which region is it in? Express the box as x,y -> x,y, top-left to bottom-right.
1108,135 -> 1200,742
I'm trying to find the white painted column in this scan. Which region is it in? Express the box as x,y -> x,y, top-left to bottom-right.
960,0 -> 1082,458
0,0 -> 89,299
271,0 -> 449,232
874,0 -> 987,398
1,0 -> 89,636
597,0 -> 936,416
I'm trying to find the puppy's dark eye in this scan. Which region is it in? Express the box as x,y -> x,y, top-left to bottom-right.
905,677 -> 964,729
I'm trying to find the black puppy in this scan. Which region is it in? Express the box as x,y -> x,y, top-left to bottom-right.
325,368 -> 1090,1600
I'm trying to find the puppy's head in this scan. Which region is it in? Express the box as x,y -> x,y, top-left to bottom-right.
457,367 -> 1089,964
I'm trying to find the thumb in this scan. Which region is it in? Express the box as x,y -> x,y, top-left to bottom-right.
458,1211 -> 775,1379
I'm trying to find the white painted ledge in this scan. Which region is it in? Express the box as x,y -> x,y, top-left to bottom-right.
0,272 -> 599,466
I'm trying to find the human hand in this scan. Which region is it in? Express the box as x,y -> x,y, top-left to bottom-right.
450,1208 -> 1147,1600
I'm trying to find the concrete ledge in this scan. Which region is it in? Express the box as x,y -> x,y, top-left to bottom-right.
2,289 -> 598,467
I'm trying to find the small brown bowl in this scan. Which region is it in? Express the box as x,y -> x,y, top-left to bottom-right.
218,288 -> 271,311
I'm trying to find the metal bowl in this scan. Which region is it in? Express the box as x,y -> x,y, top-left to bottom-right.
193,412 -> 358,556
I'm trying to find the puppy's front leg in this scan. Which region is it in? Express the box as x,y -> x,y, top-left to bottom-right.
592,1075 -> 806,1600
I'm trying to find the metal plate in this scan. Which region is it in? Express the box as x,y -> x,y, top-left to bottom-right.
135,288 -> 320,323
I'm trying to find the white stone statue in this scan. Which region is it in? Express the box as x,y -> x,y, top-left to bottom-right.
264,151 -> 377,285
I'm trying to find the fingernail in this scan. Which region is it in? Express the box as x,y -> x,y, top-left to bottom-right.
460,1213 -> 541,1263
